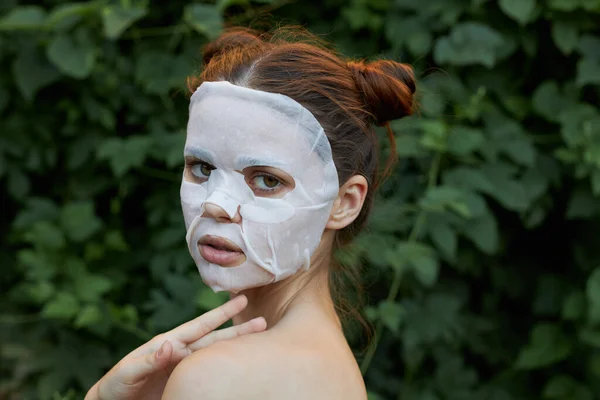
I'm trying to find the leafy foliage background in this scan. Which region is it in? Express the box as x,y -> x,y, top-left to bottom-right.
1,0 -> 600,399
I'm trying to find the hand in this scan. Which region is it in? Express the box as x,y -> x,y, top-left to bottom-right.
85,295 -> 265,400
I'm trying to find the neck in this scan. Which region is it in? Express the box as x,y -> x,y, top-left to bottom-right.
231,247 -> 340,329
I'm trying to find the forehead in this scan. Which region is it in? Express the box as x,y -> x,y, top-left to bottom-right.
186,94 -> 330,176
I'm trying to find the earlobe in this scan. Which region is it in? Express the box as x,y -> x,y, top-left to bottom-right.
326,175 -> 368,230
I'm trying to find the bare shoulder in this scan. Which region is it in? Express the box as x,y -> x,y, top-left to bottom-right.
162,329 -> 367,400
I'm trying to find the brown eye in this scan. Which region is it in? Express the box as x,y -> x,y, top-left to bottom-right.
251,174 -> 282,192
190,162 -> 214,179
263,176 -> 279,188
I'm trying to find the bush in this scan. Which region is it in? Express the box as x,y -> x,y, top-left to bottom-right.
1,0 -> 600,399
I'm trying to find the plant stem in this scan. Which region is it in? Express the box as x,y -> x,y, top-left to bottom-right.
360,153 -> 442,376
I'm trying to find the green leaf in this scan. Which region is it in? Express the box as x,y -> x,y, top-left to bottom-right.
0,6 -> 46,31
96,136 -> 153,177
74,304 -> 103,328
532,81 -> 570,122
402,293 -> 463,348
551,21 -> 579,55
427,218 -> 458,261
20,281 -> 55,304
104,230 -> 128,251
147,274 -> 199,331
561,291 -> 586,320
548,0 -> 579,11
577,35 -> 600,61
216,0 -> 250,12
586,268 -> 600,324
396,135 -> 424,157
412,252 -> 440,286
558,103 -> 599,147
579,327 -> 600,348
543,375 -> 593,400
433,22 -> 508,68
501,138 -> 536,167
592,170 -> 600,196
59,202 -> 102,242
17,249 -> 56,280
24,221 -> 66,250
387,242 -> 440,287
419,120 -> 448,152
42,292 -> 80,320
581,0 -> 600,11
462,212 -> 499,254
443,167 -> 495,194
367,392 -> 385,400
46,2 -> 101,32
566,189 -> 600,219
12,45 -> 62,102
378,301 -> 405,333
576,58 -> 600,87
46,32 -> 97,79
406,30 -> 433,56
196,288 -> 229,310
74,274 -> 112,302
7,168 -> 30,199
446,126 -> 485,156
101,4 -> 147,39
419,186 -> 470,217
149,129 -> 187,167
183,4 -> 223,40
481,163 -> 530,211
499,0 -> 536,25
515,323 -> 571,369
357,233 -> 397,268
135,52 -> 191,95
37,370 -> 71,400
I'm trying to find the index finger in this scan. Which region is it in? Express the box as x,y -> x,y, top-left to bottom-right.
168,294 -> 248,343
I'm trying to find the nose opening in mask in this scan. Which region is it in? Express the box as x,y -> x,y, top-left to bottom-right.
203,190 -> 240,219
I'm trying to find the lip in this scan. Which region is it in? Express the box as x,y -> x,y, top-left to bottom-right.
198,235 -> 246,267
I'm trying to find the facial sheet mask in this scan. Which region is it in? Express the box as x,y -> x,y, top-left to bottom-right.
181,81 -> 339,293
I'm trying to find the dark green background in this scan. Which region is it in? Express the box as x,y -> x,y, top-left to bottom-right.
2,0 -> 600,399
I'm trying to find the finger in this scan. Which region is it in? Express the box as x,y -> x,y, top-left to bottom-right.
110,340 -> 173,386
188,316 -> 267,351
169,294 -> 249,343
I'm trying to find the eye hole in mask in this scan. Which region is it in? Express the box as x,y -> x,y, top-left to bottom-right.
243,166 -> 295,197
191,161 -> 214,179
184,159 -> 295,198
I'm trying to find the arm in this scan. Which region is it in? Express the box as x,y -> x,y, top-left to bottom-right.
83,295 -> 265,400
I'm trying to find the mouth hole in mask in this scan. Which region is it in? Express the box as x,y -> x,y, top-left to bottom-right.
197,235 -> 247,268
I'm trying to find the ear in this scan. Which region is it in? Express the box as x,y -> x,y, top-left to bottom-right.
326,174 -> 369,230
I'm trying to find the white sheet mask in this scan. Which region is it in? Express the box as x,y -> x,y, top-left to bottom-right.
181,81 -> 339,293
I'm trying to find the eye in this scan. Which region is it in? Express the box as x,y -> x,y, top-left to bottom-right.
186,161 -> 214,182
242,166 -> 295,197
192,163 -> 213,178
250,174 -> 282,192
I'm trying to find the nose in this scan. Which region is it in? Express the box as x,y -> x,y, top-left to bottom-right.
202,202 -> 242,224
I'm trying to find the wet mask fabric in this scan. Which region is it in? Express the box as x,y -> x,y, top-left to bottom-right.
180,81 -> 339,293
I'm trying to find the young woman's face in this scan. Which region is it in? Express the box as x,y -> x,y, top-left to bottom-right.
180,82 -> 339,293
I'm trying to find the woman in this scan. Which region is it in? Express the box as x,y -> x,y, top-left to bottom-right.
86,27 -> 415,400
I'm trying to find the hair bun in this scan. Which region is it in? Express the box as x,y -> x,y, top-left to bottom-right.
202,27 -> 263,66
347,60 -> 416,125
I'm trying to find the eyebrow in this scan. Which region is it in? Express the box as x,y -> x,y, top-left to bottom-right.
183,147 -> 215,164
234,154 -> 288,170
